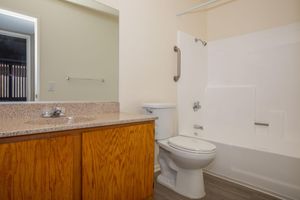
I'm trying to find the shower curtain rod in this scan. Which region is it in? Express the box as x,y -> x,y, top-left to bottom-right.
176,0 -> 220,16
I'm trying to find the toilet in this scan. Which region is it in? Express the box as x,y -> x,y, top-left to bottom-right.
143,103 -> 216,199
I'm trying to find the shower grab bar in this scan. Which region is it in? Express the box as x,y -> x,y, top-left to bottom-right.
254,122 -> 269,127
174,46 -> 181,82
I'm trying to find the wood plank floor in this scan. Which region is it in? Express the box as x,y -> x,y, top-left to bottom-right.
153,172 -> 281,200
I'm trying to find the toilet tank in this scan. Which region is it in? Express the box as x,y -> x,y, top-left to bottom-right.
142,103 -> 176,140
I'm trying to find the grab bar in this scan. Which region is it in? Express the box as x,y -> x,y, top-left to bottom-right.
173,46 -> 181,82
254,122 -> 269,127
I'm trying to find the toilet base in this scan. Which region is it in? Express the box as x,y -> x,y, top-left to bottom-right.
157,168 -> 206,199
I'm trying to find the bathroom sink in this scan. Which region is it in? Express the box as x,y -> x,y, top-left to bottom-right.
25,116 -> 96,126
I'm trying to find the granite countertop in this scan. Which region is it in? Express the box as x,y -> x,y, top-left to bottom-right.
0,113 -> 157,138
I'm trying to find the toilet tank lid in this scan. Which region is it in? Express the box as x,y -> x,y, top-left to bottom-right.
142,103 -> 176,109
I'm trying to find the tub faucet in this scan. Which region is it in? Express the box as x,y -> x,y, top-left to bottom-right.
42,107 -> 65,118
193,101 -> 201,112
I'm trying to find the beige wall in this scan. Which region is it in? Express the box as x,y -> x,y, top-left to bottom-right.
95,0 -> 300,169
97,0 -> 206,113
1,0 -> 119,101
106,0 -> 206,167
0,0 -> 206,108
206,0 -> 300,41
119,0 -> 207,113
177,1 -> 207,39
91,0 -> 300,113
95,0 -> 119,10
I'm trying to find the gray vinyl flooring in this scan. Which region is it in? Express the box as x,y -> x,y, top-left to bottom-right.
153,172 -> 281,200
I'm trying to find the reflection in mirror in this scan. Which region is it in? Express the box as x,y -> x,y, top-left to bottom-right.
0,0 -> 119,102
0,9 -> 35,101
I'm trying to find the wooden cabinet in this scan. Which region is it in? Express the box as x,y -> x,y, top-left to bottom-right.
0,133 -> 81,200
82,123 -> 154,200
0,121 -> 154,200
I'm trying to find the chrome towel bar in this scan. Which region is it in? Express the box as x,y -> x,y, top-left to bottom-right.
65,76 -> 105,83
254,122 -> 269,127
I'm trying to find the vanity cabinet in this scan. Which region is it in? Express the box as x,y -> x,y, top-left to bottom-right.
0,133 -> 82,200
82,123 -> 154,200
0,121 -> 154,200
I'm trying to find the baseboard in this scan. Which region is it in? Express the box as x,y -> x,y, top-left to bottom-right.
154,164 -> 160,173
203,170 -> 289,200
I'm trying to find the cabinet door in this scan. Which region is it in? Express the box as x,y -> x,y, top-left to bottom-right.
0,133 -> 81,200
82,122 -> 154,200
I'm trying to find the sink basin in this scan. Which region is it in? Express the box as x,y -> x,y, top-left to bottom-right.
25,116 -> 96,126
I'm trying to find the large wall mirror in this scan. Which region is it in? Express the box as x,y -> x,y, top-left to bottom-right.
0,0 -> 119,102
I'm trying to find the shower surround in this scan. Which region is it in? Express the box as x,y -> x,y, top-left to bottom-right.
177,22 -> 300,200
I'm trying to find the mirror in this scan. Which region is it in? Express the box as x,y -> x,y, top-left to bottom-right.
0,0 -> 119,102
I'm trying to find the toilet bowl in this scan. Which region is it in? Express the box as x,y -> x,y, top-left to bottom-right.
142,103 -> 217,199
157,135 -> 216,199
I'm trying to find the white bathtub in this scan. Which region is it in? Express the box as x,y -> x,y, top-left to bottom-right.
203,139 -> 300,200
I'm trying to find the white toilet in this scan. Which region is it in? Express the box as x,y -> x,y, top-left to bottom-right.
143,103 -> 216,199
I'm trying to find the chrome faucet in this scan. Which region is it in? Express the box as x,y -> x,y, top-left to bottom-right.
42,107 -> 65,118
193,101 -> 201,112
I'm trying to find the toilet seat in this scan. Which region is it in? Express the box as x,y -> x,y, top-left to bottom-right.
168,136 -> 216,154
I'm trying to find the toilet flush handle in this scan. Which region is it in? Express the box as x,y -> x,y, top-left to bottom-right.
145,108 -> 153,114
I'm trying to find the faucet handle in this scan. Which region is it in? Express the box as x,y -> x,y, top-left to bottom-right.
41,107 -> 65,118
42,110 -> 52,118
53,107 -> 65,117
193,101 -> 201,112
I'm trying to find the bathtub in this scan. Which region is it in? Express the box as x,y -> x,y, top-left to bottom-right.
202,139 -> 300,200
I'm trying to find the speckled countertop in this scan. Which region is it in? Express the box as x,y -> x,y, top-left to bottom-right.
0,102 -> 156,138
0,113 -> 156,138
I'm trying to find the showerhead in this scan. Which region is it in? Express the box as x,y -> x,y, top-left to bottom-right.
195,38 -> 207,46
